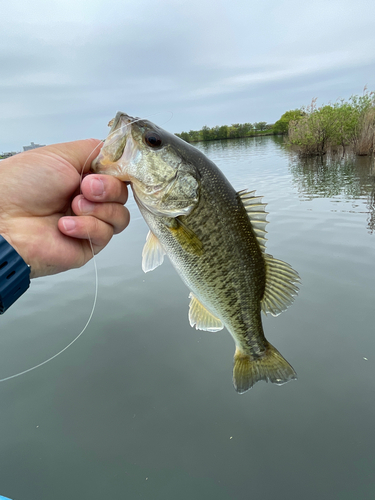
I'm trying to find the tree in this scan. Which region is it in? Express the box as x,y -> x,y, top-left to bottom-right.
228,125 -> 240,138
201,125 -> 211,141
254,121 -> 268,132
189,130 -> 200,141
218,125 -> 229,139
273,110 -> 304,135
176,131 -> 191,143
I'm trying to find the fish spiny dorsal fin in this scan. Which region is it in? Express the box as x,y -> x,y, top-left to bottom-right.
261,254 -> 300,317
237,190 -> 269,252
142,230 -> 166,273
188,293 -> 224,332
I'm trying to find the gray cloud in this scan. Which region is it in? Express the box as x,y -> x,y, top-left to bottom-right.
1,0 -> 374,152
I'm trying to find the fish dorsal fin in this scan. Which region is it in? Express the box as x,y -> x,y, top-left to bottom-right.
142,231 -> 166,273
188,293 -> 224,332
238,190 -> 269,252
238,190 -> 300,316
261,254 -> 300,316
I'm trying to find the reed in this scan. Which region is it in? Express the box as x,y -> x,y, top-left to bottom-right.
288,90 -> 375,157
353,107 -> 375,156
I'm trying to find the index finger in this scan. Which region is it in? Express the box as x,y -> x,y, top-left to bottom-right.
46,139 -> 104,174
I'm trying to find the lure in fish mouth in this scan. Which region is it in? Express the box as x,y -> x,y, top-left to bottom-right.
92,112 -> 300,394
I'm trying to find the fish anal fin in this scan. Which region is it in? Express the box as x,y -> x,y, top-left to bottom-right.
233,343 -> 297,394
261,254 -> 300,316
188,293 -> 224,332
142,230 -> 166,273
237,190 -> 268,252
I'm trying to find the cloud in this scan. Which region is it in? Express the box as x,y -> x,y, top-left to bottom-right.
1,0 -> 374,151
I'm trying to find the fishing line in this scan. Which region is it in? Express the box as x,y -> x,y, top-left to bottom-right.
0,240 -> 98,383
143,110 -> 174,128
108,111 -> 174,135
0,111 -> 173,383
0,143 -> 102,383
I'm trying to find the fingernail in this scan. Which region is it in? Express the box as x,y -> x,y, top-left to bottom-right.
90,178 -> 104,196
62,218 -> 76,231
78,198 -> 95,214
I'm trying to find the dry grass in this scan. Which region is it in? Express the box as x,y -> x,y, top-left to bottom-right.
353,108 -> 375,156
288,92 -> 375,157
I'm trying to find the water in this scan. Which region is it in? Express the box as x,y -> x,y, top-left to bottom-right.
0,136 -> 374,499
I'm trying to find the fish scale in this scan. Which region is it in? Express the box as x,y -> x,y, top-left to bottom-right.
144,180 -> 263,330
91,112 -> 300,393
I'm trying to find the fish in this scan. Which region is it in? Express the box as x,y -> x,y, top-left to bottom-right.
91,112 -> 300,393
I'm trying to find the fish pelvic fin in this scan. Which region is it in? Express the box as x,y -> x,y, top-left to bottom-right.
232,343 -> 297,394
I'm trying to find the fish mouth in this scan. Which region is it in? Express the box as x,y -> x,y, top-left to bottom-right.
91,112 -> 136,175
108,112 -> 135,132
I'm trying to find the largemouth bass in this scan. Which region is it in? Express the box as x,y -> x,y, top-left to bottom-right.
91,112 -> 300,393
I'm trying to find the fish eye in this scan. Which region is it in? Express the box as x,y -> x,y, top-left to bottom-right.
144,131 -> 163,149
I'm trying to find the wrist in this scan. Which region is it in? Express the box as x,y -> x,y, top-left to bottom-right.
0,235 -> 31,314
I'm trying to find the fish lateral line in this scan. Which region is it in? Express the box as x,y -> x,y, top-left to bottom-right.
89,111 -> 301,394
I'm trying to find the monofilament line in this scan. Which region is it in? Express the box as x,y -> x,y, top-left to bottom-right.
0,110 -> 173,383
0,139 -> 103,383
0,238 -> 98,383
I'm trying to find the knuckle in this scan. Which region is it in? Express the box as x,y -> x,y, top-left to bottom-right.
92,217 -> 113,245
114,207 -> 130,234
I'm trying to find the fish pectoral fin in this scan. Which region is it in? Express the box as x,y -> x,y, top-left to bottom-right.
233,344 -> 297,394
142,230 -> 166,273
188,293 -> 224,332
261,253 -> 301,317
167,218 -> 204,256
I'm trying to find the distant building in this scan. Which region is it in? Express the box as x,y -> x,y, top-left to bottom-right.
23,142 -> 45,151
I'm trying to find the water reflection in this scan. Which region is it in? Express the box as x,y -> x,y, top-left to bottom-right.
367,177 -> 375,234
194,135 -> 286,166
288,153 -> 375,233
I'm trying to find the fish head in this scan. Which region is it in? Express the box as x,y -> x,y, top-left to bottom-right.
91,112 -> 200,217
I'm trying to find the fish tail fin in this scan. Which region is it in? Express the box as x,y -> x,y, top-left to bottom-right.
233,343 -> 297,394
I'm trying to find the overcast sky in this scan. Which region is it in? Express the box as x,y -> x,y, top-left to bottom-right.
1,0 -> 374,152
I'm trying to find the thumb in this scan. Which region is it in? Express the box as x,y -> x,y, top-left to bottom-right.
42,139 -> 103,175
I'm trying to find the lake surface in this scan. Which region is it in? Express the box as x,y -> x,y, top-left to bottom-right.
1,136 -> 374,499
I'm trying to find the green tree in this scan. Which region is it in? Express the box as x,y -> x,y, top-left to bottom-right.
273,109 -> 304,135
254,121 -> 267,132
189,130 -> 200,141
177,131 -> 191,143
218,125 -> 229,139
288,92 -> 375,156
228,125 -> 239,138
201,125 -> 211,141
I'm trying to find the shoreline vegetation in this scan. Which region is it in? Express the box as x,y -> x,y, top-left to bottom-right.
1,142 -> 45,159
288,89 -> 375,157
2,90 -> 374,158
175,121 -> 276,143
176,89 -> 375,157
0,151 -> 18,159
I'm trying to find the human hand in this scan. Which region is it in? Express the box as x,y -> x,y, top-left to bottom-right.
0,139 -> 130,278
